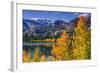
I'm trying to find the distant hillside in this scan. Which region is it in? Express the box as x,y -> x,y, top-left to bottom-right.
23,14 -> 91,42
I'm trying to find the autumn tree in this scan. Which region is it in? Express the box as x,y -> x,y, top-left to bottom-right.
40,53 -> 46,61
72,16 -> 91,60
22,50 -> 30,62
33,47 -> 40,62
51,30 -> 70,60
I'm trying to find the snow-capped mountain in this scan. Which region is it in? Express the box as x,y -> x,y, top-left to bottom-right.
23,14 -> 91,36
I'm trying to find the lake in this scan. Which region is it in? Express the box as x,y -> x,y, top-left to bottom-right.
23,42 -> 56,46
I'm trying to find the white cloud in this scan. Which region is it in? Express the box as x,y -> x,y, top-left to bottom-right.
78,13 -> 89,17
29,18 -> 39,20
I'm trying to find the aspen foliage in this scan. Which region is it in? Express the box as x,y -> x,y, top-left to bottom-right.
33,47 -> 40,62
51,31 -> 70,60
72,16 -> 91,60
22,50 -> 30,62
40,53 -> 46,61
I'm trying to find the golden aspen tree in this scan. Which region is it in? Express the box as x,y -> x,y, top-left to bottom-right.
51,30 -> 70,60
33,47 -> 40,62
72,16 -> 91,60
40,53 -> 46,61
22,50 -> 30,62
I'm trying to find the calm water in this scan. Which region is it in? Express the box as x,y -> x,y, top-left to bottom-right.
23,42 -> 56,46
23,42 -> 55,58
